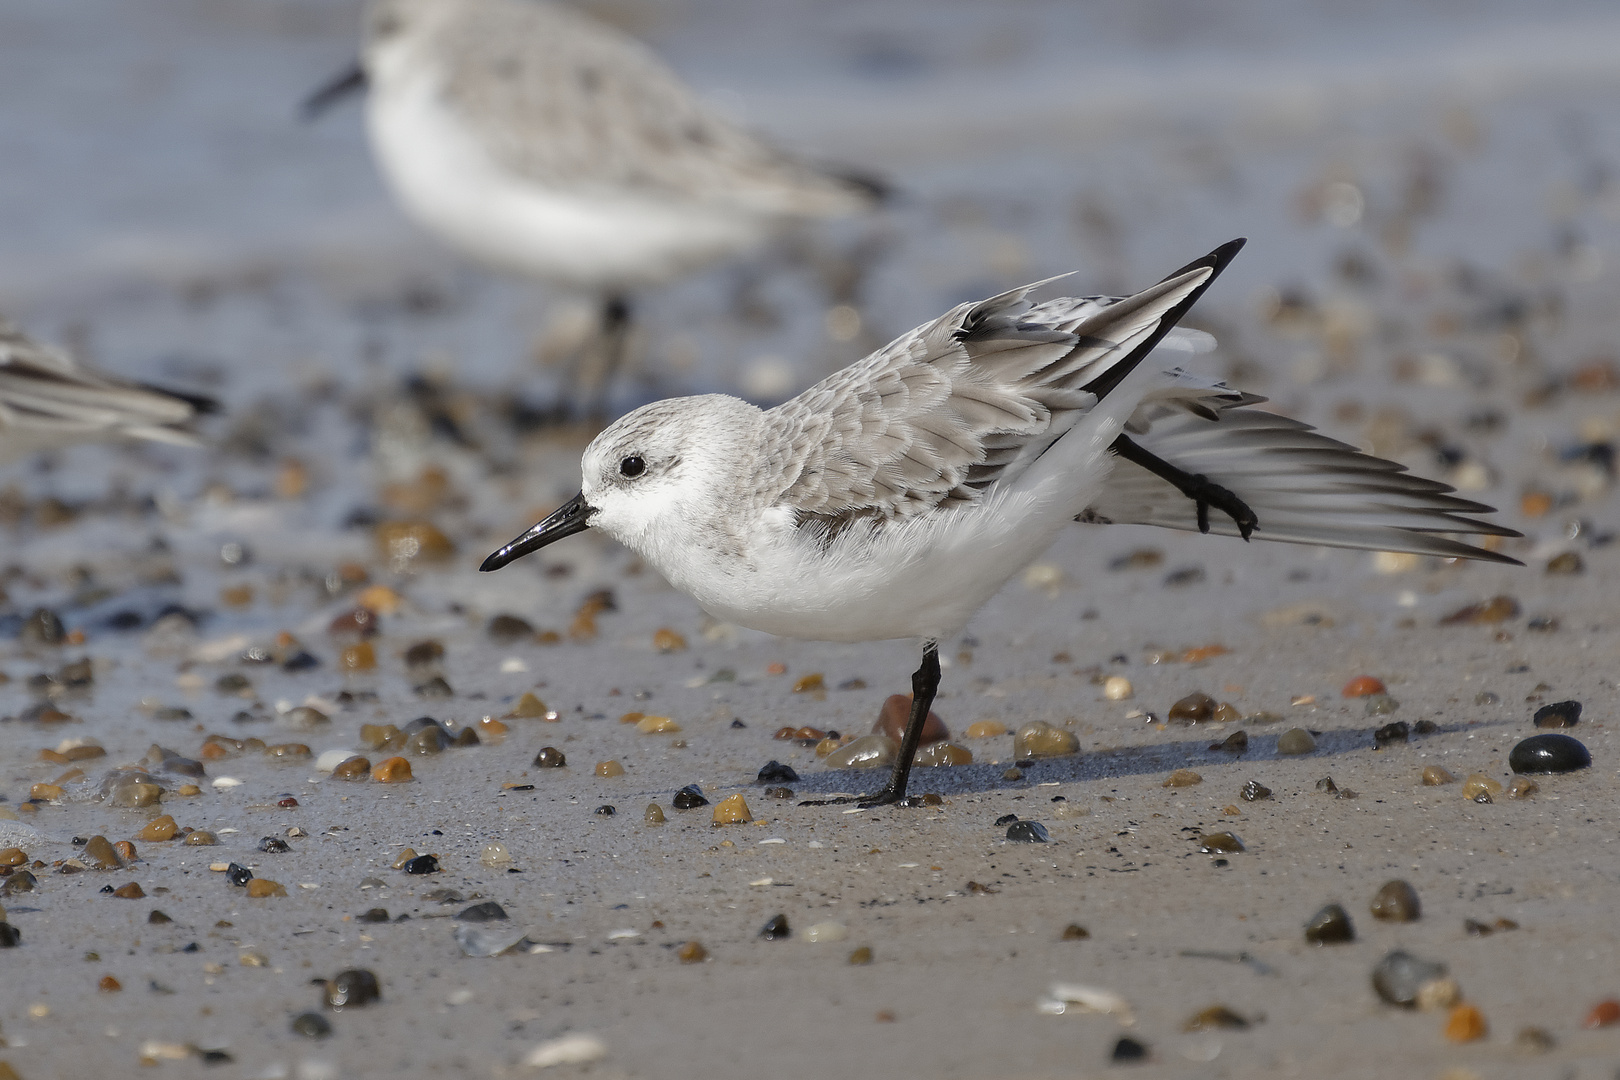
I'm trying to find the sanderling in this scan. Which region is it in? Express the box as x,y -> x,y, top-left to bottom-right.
0,320 -> 208,464
480,239 -> 1520,805
305,0 -> 882,410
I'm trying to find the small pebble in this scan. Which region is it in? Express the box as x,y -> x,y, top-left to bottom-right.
372,756 -> 412,782
1162,769 -> 1202,788
1370,880 -> 1421,922
1421,766 -> 1456,786
847,946 -> 873,965
1373,720 -> 1408,744
1515,1026 -> 1556,1052
873,694 -> 949,743
1508,733 -> 1591,774
183,830 -> 218,846
505,693 -> 549,719
458,901 -> 508,922
1371,950 -> 1449,1008
402,854 -> 439,874
792,673 -> 824,693
0,923 -> 18,947
1305,903 -> 1354,944
672,785 -> 708,810
112,882 -> 144,899
644,804 -> 666,824
392,846 -> 421,866
1342,675 -> 1386,698
912,742 -> 972,767
759,913 -> 790,940
1239,780 -> 1272,801
803,921 -> 847,943
1110,1037 -> 1148,1063
1198,831 -> 1244,854
324,969 -> 382,1009
635,715 -> 681,734
338,642 -> 376,672
1583,999 -> 1620,1028
479,843 -> 512,866
291,1012 -> 332,1038
1545,551 -> 1584,574
677,941 -> 708,964
246,879 -> 287,898
1183,1005 -> 1250,1031
1445,1003 -> 1488,1043
331,756 -> 371,780
652,627 -> 687,652
1507,776 -> 1538,798
134,816 -> 178,842
1011,720 -> 1079,759
1168,692 -> 1215,723
358,908 -> 389,923
1461,773 -> 1502,799
533,747 -> 566,768
258,837 -> 290,854
1439,594 -> 1520,624
84,835 -> 122,869
1006,821 -> 1049,843
756,761 -> 799,784
1208,731 -> 1247,752
965,720 -> 1006,738
1532,700 -> 1581,728
823,734 -> 897,769
1103,676 -> 1132,701
99,975 -> 121,992
488,614 -> 535,643
1365,696 -> 1400,718
595,760 -> 625,778
1002,767 -> 1022,781
1276,728 -> 1316,755
711,793 -> 753,825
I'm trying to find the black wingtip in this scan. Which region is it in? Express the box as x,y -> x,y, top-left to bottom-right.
1081,238 -> 1248,402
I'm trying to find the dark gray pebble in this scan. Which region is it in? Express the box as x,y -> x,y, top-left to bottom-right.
457,901 -> 508,922
1509,733 -> 1590,774
0,922 -> 19,947
1371,950 -> 1446,1008
1239,780 -> 1271,801
1304,903 -> 1354,944
357,908 -> 390,923
1006,821 -> 1049,843
1373,721 -> 1409,745
1532,700 -> 1581,728
994,813 -> 1019,826
759,913 -> 790,939
258,837 -> 290,854
1110,1036 -> 1148,1063
226,863 -> 253,886
756,760 -> 799,784
1370,880 -> 1421,922
402,854 -> 440,875
323,969 -> 381,1010
594,804 -> 616,816
672,785 -> 708,809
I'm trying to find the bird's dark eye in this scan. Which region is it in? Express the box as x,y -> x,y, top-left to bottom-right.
619,455 -> 646,479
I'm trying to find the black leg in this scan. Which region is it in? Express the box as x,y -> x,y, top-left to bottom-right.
557,294 -> 633,424
856,641 -> 940,808
1111,434 -> 1258,540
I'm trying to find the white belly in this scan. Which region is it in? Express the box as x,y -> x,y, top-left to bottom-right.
365,78 -> 774,291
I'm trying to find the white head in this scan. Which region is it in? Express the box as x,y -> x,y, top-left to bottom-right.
480,395 -> 765,572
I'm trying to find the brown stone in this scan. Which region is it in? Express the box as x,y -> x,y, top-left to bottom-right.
873,694 -> 949,744
246,878 -> 287,898
135,816 -> 178,842
371,757 -> 412,783
331,756 -> 371,780
112,882 -> 144,899
83,835 -> 122,869
339,642 -> 376,672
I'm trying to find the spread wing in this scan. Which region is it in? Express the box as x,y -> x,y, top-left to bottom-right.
1084,374 -> 1522,562
763,240 -> 1245,524
0,321 -> 205,459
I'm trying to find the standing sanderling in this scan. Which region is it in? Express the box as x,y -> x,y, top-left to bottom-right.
305,0 -> 882,411
0,320 -> 209,464
480,240 -> 1520,805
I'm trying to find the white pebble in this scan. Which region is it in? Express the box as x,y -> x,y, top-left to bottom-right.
314,749 -> 358,773
499,657 -> 528,673
803,921 -> 848,943
1103,676 -> 1133,701
211,777 -> 243,789
523,1034 -> 607,1069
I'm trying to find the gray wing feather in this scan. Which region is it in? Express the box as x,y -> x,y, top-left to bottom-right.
1085,397 -> 1520,562
0,322 -> 201,454
765,266 -> 1214,522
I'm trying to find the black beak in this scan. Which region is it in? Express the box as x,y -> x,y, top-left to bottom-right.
300,60 -> 368,121
480,492 -> 595,571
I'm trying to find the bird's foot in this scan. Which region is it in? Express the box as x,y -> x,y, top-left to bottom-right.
1188,474 -> 1258,540
798,789 -> 933,808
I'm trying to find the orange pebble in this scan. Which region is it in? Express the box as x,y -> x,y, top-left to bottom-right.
331,755 -> 371,780
98,975 -> 122,993
652,628 -> 687,653
1585,999 -> 1620,1028
1520,491 -> 1553,518
135,816 -> 178,842
792,673 -> 825,694
372,756 -> 413,783
339,642 -> 376,672
114,841 -> 138,863
246,879 -> 287,898
595,761 -> 625,777
873,695 -> 949,744
1342,675 -> 1387,698
766,662 -> 788,676
1444,1003 -> 1488,1042
1180,644 -> 1229,663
